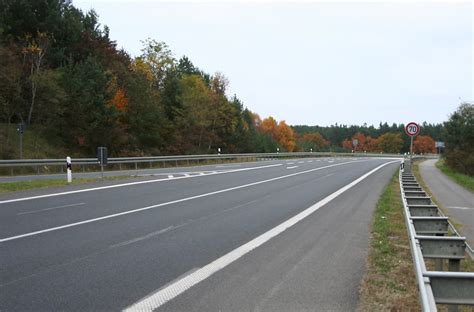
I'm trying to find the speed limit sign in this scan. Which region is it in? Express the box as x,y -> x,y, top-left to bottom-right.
405,122 -> 420,137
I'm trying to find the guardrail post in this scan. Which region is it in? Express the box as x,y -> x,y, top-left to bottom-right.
447,259 -> 461,312
435,233 -> 444,271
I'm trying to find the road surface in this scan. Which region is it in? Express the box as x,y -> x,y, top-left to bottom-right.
0,157 -> 399,311
419,159 -> 474,246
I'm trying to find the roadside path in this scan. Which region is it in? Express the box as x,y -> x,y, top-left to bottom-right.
419,159 -> 474,245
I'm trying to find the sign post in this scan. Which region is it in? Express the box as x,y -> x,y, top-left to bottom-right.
435,141 -> 445,154
66,156 -> 72,183
405,122 -> 421,163
17,123 -> 25,159
97,147 -> 108,179
352,139 -> 359,152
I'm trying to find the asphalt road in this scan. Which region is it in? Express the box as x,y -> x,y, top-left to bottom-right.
419,159 -> 474,246
0,157 -> 399,311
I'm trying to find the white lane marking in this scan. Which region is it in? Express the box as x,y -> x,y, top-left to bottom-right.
298,161 -> 304,164
215,164 -> 241,168
447,206 -> 474,210
286,166 -> 298,169
287,162 -> 295,165
167,175 -> 174,179
124,160 -> 398,311
183,174 -> 190,177
0,160 -> 368,243
17,203 -> 86,216
0,164 -> 282,205
110,226 -> 175,248
307,161 -> 313,163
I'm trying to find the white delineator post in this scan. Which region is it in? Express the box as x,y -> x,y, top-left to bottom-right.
66,156 -> 72,183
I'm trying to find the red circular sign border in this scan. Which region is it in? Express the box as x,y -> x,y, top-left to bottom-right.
405,122 -> 421,137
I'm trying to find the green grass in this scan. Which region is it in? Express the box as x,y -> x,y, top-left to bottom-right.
436,159 -> 474,193
0,123 -> 66,159
0,176 -> 132,193
358,170 -> 420,311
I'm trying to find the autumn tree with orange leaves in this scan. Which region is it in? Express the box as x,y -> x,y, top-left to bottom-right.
258,117 -> 296,152
299,132 -> 329,151
342,132 -> 403,153
342,132 -> 366,151
413,135 -> 435,154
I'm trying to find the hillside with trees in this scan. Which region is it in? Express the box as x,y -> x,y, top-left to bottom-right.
0,0 -> 449,160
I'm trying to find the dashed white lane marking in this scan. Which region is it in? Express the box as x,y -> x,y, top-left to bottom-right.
167,175 -> 174,179
307,161 -> 313,163
123,160 -> 399,311
447,206 -> 474,210
0,164 -> 282,205
0,160 -> 368,243
17,203 -> 86,216
286,166 -> 298,169
110,226 -> 175,248
298,161 -> 304,164
287,162 -> 295,165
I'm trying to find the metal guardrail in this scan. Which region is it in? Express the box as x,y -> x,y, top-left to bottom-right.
0,152 -> 418,176
400,161 -> 474,311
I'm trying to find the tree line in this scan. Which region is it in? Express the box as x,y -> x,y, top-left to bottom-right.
0,0 -> 449,160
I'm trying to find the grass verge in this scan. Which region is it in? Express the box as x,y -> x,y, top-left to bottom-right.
435,159 -> 474,193
0,176 -> 132,193
358,170 -> 420,311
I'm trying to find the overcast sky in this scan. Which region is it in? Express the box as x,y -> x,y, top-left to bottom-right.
74,1 -> 473,127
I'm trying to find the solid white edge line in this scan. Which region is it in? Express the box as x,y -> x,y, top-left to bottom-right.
1,159 -> 369,243
0,164 -> 282,204
124,160 -> 399,311
286,166 -> 298,169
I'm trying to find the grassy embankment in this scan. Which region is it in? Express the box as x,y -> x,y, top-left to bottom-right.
435,159 -> 474,193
